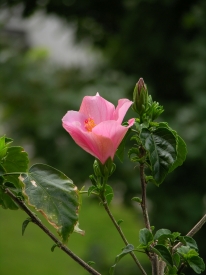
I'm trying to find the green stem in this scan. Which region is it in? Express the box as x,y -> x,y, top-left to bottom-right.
139,162 -> 157,275
5,188 -> 101,275
139,163 -> 151,231
100,194 -> 147,275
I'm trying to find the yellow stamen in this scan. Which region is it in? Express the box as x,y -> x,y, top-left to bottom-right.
84,118 -> 96,132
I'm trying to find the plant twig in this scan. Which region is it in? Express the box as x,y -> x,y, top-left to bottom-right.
173,213 -> 206,252
101,195 -> 147,275
5,188 -> 101,275
139,162 -> 158,275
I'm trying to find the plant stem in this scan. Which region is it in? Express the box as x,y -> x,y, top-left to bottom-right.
101,195 -> 147,275
139,162 -> 158,275
5,188 -> 101,275
139,163 -> 151,231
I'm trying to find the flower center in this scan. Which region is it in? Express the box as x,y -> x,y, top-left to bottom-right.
84,118 -> 96,132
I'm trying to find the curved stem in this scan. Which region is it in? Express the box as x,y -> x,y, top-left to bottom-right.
5,188 -> 101,275
100,194 -> 147,275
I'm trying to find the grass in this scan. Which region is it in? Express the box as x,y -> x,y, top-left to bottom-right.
0,196 -> 148,275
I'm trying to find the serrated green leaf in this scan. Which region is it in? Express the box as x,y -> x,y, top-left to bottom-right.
154,229 -> 171,240
158,123 -> 187,173
109,244 -> 134,275
140,128 -> 177,185
152,244 -> 173,267
183,236 -> 198,251
22,163 -> 81,243
2,146 -> 29,189
104,184 -> 113,205
187,256 -> 205,274
177,246 -> 190,256
139,228 -> 153,245
169,135 -> 187,173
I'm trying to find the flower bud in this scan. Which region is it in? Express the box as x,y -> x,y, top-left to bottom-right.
133,78 -> 148,117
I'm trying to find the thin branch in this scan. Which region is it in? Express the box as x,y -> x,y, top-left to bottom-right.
5,188 -> 101,275
139,161 -> 157,275
173,213 -> 206,252
101,196 -> 147,275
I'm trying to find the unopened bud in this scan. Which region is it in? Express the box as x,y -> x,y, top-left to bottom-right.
133,78 -> 148,118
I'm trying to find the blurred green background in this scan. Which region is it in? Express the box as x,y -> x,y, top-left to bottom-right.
0,0 -> 206,274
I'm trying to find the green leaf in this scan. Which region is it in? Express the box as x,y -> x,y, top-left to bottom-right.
22,218 -> 32,236
0,186 -> 19,210
152,244 -> 173,267
0,136 -> 8,160
104,184 -> 114,205
187,256 -> 205,274
154,229 -> 171,240
88,185 -> 98,196
183,236 -> 198,251
169,134 -> 187,173
167,265 -> 178,275
117,219 -> 123,225
131,196 -> 142,203
109,244 -> 134,275
139,228 -> 153,246
115,128 -> 131,162
158,123 -> 187,173
51,244 -> 58,252
22,163 -> 81,243
173,252 -> 180,268
140,127 -> 177,185
2,146 -> 29,189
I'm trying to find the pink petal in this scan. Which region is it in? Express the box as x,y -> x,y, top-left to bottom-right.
79,94 -> 115,124
113,99 -> 133,123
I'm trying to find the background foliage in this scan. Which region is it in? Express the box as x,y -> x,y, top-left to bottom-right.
1,0 -> 206,274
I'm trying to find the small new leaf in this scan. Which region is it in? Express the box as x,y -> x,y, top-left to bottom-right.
109,244 -> 134,275
131,197 -> 142,203
22,218 -> 32,236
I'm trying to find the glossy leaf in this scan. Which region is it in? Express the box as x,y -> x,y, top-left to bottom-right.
152,244 -> 173,267
158,122 -> 187,173
139,228 -> 153,245
22,163 -> 81,243
140,127 -> 176,185
109,244 -> 134,275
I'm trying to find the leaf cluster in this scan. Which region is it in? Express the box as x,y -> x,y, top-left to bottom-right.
138,228 -> 205,274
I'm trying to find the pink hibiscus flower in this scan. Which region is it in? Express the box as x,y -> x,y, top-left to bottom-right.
62,93 -> 134,164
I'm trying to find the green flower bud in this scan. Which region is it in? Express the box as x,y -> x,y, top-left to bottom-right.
133,78 -> 148,118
